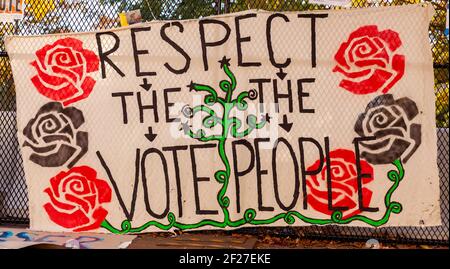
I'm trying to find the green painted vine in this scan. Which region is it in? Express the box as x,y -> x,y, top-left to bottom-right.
100,58 -> 405,234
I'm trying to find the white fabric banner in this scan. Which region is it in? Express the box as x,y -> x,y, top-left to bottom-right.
5,4 -> 440,234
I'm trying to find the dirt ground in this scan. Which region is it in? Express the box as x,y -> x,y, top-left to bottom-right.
128,230 -> 449,249
3,224 -> 447,249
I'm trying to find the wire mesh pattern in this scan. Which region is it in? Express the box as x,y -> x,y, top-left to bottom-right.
0,0 -> 448,245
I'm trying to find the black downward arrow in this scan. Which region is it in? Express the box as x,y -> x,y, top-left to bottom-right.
279,114 -> 293,132
276,68 -> 287,80
145,127 -> 157,142
140,78 -> 152,91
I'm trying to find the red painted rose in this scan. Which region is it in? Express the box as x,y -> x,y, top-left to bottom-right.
43,166 -> 111,232
30,38 -> 99,106
306,149 -> 374,219
333,25 -> 405,95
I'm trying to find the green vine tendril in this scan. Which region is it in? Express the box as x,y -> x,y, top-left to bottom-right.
100,59 -> 405,234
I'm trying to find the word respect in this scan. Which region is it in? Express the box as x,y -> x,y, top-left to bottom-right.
95,13 -> 329,78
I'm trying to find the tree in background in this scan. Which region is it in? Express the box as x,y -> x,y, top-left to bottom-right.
103,0 -> 219,20
170,0 -> 218,19
101,0 -> 165,20
22,0 -> 119,33
428,0 -> 449,127
229,0 -> 313,12
26,0 -> 59,22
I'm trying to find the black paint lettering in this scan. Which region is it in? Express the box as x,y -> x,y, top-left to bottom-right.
161,22 -> 191,74
199,19 -> 231,71
324,137 -> 348,211
249,78 -> 271,112
298,137 -> 324,209
141,148 -> 170,219
266,13 -> 291,69
354,137 -> 379,212
190,144 -> 219,215
111,92 -> 133,124
96,32 -> 125,78
137,91 -> 159,123
163,87 -> 181,123
232,140 -> 255,213
298,78 -> 315,113
96,150 -> 140,221
297,14 -> 328,68
273,79 -> 293,113
235,13 -> 261,67
163,145 -> 189,218
131,27 -> 156,77
254,138 -> 274,211
272,138 -> 300,211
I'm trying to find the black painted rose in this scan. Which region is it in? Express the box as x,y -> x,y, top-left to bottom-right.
354,94 -> 421,164
23,102 -> 88,168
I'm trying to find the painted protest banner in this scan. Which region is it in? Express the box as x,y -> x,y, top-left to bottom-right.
5,4 -> 440,234
0,0 -> 23,22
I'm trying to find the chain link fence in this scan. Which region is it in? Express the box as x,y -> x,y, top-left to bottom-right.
1,0 -> 448,245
